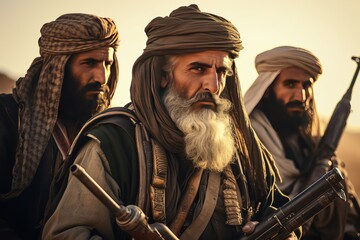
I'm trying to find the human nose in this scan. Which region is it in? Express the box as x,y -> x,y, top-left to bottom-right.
202,69 -> 219,94
93,64 -> 109,86
294,88 -> 306,102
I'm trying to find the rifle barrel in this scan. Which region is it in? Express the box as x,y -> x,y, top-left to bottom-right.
71,164 -> 179,240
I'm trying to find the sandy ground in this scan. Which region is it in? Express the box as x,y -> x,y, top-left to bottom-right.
337,130 -> 360,196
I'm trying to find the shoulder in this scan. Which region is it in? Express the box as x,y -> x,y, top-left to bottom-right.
249,109 -> 270,129
72,108 -> 140,205
85,107 -> 137,149
249,109 -> 282,151
70,107 -> 138,155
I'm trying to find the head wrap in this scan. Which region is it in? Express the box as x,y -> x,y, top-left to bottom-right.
131,4 -> 277,207
3,13 -> 120,199
131,4 -> 242,152
244,46 -> 322,114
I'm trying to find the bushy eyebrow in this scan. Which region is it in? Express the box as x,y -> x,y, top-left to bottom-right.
80,56 -> 114,65
189,61 -> 211,68
188,61 -> 232,72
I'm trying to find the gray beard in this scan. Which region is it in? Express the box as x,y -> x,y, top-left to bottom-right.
163,88 -> 235,172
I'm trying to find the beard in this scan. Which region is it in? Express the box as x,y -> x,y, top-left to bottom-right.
59,76 -> 110,125
163,87 -> 236,172
258,90 -> 313,137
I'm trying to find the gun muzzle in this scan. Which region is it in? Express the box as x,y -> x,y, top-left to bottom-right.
351,56 -> 360,63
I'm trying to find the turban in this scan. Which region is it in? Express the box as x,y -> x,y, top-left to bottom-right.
244,46 -> 322,115
131,4 -> 243,152
3,13 -> 120,199
141,4 -> 243,59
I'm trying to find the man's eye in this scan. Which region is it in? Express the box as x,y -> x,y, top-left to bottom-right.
284,82 -> 295,88
85,60 -> 96,66
217,69 -> 229,77
191,66 -> 205,73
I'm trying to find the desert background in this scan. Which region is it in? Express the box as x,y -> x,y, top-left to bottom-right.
337,130 -> 360,196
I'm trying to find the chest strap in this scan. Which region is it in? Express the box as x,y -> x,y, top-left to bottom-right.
180,171 -> 221,240
169,168 -> 204,235
150,138 -> 168,223
52,120 -> 71,160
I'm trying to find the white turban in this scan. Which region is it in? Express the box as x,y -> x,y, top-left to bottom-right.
244,46 -> 322,114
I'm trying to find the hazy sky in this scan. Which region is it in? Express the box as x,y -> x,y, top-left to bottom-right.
1,0 -> 359,131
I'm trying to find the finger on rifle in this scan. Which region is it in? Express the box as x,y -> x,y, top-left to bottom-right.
285,231 -> 298,240
242,221 -> 259,235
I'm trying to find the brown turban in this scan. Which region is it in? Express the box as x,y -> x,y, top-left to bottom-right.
245,46 -> 323,114
3,13 -> 120,199
131,4 -> 242,152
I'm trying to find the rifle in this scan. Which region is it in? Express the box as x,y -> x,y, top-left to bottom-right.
238,167 -> 346,240
306,56 -> 360,171
70,164 -> 179,240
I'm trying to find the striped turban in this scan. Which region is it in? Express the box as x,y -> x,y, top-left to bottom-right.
244,46 -> 323,114
131,4 -> 243,152
3,13 -> 120,198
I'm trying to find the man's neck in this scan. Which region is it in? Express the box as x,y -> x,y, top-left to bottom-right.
58,118 -> 83,143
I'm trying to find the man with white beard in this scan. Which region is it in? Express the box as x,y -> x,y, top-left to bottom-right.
43,5 -> 299,240
163,75 -> 235,172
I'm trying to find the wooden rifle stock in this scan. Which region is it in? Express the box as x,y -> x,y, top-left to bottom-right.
238,167 -> 346,240
71,164 -> 179,240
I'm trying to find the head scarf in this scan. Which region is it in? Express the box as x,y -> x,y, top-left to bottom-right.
131,4 -> 277,204
131,4 -> 242,152
3,13 -> 120,199
244,46 -> 322,115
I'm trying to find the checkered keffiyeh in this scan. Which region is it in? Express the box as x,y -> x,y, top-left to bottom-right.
2,13 -> 120,199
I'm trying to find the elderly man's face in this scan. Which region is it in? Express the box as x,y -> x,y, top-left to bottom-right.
161,50 -> 233,112
59,46 -> 114,123
272,67 -> 314,116
161,51 -> 236,171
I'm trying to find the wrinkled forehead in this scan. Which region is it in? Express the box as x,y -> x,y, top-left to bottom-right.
175,50 -> 232,67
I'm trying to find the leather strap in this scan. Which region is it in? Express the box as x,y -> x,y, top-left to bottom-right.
52,120 -> 71,160
180,171 -> 221,240
150,138 -> 168,223
169,168 -> 204,235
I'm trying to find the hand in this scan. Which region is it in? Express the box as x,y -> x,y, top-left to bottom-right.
241,221 -> 258,235
284,232 -> 298,240
241,222 -> 298,239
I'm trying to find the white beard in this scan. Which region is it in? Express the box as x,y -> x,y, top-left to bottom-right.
163,88 -> 235,172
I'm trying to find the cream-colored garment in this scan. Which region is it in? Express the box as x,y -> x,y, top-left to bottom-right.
42,138 -> 120,240
244,71 -> 280,115
249,109 -> 306,198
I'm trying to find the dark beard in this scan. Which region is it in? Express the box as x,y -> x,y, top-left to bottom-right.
58,77 -> 110,125
258,90 -> 315,171
257,90 -> 311,137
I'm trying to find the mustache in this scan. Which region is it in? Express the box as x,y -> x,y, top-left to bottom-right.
83,82 -> 108,93
189,92 -> 216,104
286,100 -> 305,109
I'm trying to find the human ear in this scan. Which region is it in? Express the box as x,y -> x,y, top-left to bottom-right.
160,75 -> 170,88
